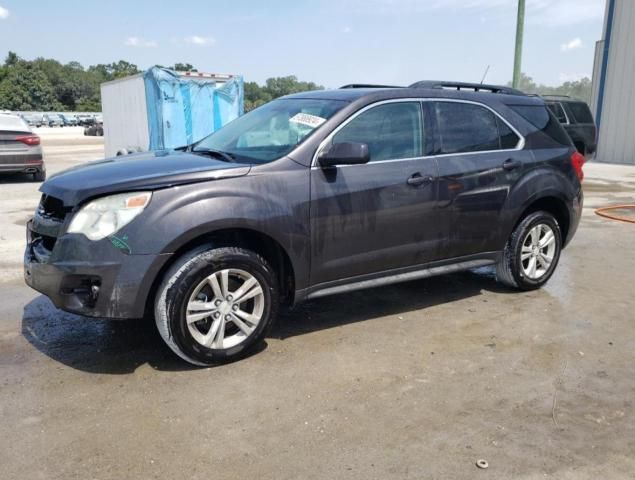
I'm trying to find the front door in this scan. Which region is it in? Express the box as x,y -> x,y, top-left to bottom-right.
309,101 -> 440,286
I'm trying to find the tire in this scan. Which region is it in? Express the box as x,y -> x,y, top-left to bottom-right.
32,170 -> 46,182
496,211 -> 562,290
155,246 -> 279,366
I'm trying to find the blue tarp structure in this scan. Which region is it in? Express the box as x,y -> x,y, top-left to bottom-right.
143,67 -> 244,150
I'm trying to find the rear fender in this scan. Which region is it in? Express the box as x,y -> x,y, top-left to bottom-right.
498,166 -> 576,248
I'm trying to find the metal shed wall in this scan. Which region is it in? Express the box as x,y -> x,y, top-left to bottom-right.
594,0 -> 635,165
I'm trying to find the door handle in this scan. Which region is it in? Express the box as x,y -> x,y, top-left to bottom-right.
502,158 -> 522,171
407,173 -> 434,187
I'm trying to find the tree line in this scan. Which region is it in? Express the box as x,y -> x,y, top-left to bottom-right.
0,51 -> 592,113
0,52 -> 324,113
508,72 -> 593,104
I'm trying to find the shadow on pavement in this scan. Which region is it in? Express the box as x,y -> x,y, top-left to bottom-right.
22,268 -> 511,374
0,172 -> 40,184
273,267 -> 511,339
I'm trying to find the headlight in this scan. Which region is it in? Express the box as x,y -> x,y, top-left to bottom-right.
67,192 -> 152,241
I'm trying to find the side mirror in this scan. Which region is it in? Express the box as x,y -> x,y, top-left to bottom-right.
318,142 -> 370,167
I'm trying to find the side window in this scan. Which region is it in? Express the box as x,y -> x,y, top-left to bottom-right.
435,102 -> 504,154
497,118 -> 521,149
546,102 -> 568,123
332,102 -> 423,162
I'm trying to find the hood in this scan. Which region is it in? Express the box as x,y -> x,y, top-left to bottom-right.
40,150 -> 251,206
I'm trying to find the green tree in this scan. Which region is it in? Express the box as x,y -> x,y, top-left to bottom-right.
264,75 -> 322,98
244,76 -> 324,111
508,72 -> 592,104
0,62 -> 62,111
108,60 -> 140,79
0,51 -> 331,113
173,63 -> 197,72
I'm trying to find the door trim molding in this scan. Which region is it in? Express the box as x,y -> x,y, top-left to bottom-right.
296,252 -> 500,302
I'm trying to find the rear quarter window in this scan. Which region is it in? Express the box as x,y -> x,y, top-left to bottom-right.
509,105 -> 572,147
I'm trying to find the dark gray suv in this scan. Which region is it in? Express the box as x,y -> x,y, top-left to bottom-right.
24,81 -> 584,365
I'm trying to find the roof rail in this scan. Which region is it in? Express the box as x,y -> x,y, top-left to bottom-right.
340,84 -> 402,89
540,94 -> 571,99
409,80 -> 525,96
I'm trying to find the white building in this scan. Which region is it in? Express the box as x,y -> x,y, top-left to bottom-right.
591,0 -> 635,165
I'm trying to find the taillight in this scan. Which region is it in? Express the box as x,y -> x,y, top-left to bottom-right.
16,135 -> 40,146
570,150 -> 585,182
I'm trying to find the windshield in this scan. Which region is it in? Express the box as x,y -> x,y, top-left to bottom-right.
193,98 -> 347,164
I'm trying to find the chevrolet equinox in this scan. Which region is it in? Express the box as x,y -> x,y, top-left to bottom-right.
24,81 -> 584,365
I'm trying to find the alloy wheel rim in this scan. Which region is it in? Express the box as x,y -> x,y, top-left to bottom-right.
520,224 -> 557,280
186,269 -> 264,349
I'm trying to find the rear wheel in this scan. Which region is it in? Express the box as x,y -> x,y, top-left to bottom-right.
155,246 -> 279,366
496,211 -> 562,290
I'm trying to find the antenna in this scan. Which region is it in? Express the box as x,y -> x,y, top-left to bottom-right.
480,65 -> 490,84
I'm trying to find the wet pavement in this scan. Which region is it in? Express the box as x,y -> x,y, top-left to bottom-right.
1,131 -> 634,479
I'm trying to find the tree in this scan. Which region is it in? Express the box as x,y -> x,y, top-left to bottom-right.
108,60 -> 140,79
5,51 -> 19,67
244,76 -> 324,111
173,63 -> 197,72
264,75 -> 322,98
0,62 -> 62,111
244,81 -> 272,111
508,72 -> 593,104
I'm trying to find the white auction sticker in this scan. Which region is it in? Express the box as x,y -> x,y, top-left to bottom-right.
289,112 -> 326,128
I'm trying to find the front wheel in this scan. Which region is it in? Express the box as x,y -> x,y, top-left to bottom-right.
496,211 -> 562,290
155,246 -> 279,366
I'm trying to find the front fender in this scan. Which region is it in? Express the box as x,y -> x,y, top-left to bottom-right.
119,158 -> 311,288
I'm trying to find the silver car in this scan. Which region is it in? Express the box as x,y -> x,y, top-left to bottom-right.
0,113 -> 45,181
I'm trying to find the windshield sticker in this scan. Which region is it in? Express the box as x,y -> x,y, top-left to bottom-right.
289,112 -> 326,129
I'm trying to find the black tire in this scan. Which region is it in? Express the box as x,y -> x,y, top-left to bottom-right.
496,211 -> 562,290
155,246 -> 279,366
32,170 -> 46,182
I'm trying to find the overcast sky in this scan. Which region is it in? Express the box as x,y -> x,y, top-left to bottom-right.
0,0 -> 605,87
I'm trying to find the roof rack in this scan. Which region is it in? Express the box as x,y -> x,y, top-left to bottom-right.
408,80 -> 525,96
540,94 -> 571,99
339,84 -> 403,89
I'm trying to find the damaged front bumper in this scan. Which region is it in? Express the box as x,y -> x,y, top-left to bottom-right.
24,218 -> 171,319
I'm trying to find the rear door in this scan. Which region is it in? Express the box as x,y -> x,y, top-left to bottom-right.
310,100 -> 441,286
431,100 -> 530,258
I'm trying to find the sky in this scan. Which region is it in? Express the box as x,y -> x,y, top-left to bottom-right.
0,0 -> 606,88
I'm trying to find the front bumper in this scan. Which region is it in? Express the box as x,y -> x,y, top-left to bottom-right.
24,219 -> 171,319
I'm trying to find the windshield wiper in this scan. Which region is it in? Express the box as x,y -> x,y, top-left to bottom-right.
191,148 -> 236,163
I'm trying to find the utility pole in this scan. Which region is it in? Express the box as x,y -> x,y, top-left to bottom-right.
512,0 -> 526,89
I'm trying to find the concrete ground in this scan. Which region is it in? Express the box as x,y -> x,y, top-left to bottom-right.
1,129 -> 634,479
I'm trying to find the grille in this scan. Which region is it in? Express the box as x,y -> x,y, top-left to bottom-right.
37,194 -> 67,221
